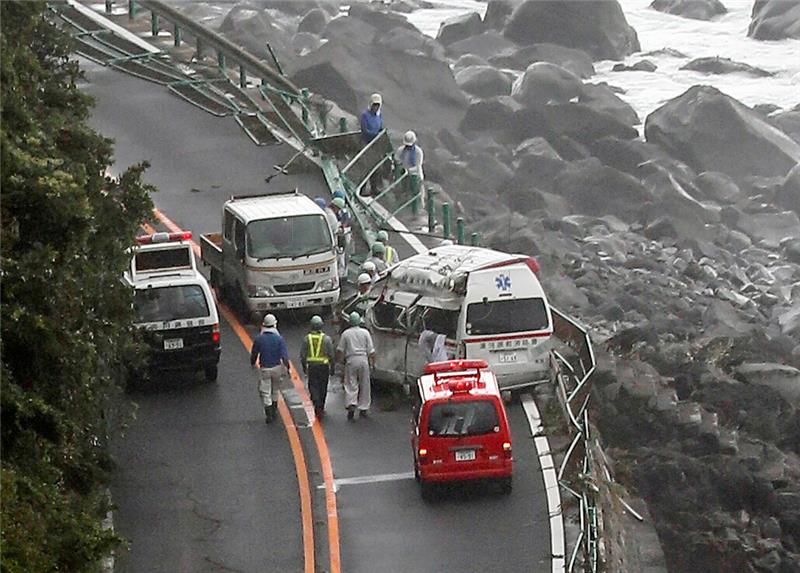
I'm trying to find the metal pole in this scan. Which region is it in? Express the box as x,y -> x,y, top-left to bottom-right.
318,106 -> 328,135
150,12 -> 158,36
427,188 -> 436,233
301,88 -> 310,127
128,0 -> 136,19
239,65 -> 247,88
470,232 -> 479,246
266,43 -> 285,76
442,202 -> 451,238
173,24 -> 181,47
196,36 -> 202,60
339,117 -> 347,133
456,217 -> 465,245
217,50 -> 226,70
410,175 -> 419,217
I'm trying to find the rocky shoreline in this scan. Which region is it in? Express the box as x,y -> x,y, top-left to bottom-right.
168,0 -> 800,570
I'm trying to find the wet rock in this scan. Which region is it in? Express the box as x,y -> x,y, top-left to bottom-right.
702,299 -> 755,337
581,82 -> 640,126
504,0 -> 641,60
512,62 -> 583,105
291,31 -> 322,55
347,3 -> 416,34
455,65 -> 513,98
446,30 -> 517,60
681,56 -> 774,77
612,59 -> 657,72
453,54 -> 488,69
262,1 -> 339,17
753,103 -> 783,116
650,0 -> 727,20
694,171 -> 742,203
321,15 -> 376,45
644,86 -> 800,180
436,11 -> 483,46
297,8 -> 329,35
588,136 -> 675,176
459,96 -> 519,137
484,0 -> 520,31
775,164 -> 800,214
489,43 -> 595,78
375,27 -> 446,60
218,6 -> 294,66
748,0 -> 800,40
770,109 -> 800,145
641,47 -> 689,58
736,210 -> 800,248
643,216 -> 679,240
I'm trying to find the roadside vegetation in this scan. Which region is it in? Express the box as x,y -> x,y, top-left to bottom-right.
1,2 -> 154,569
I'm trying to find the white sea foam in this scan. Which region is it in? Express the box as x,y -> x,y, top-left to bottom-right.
407,0 -> 799,123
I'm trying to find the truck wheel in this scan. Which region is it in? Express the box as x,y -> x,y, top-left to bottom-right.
204,365 -> 219,382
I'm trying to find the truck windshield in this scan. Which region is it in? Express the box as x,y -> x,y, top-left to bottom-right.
133,285 -> 209,323
466,297 -> 549,335
247,215 -> 331,259
427,399 -> 499,436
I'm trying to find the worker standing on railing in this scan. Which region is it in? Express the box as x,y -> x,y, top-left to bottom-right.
395,130 -> 425,202
360,93 -> 384,196
376,230 -> 400,265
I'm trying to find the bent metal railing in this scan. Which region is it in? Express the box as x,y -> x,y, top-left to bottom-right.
550,308 -> 599,573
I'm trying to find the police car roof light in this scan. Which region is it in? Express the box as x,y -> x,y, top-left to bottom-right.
136,231 -> 192,245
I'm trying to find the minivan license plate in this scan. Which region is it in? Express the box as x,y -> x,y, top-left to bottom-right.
455,450 -> 476,462
164,338 -> 184,350
498,352 -> 517,363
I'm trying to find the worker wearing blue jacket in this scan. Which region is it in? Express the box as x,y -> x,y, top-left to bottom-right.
250,313 -> 290,423
360,93 -> 383,144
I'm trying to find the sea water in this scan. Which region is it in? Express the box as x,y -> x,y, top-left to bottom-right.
406,0 -> 800,124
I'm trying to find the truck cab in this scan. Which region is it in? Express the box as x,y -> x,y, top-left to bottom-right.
412,359 -> 513,500
125,232 -> 221,382
201,190 -> 340,323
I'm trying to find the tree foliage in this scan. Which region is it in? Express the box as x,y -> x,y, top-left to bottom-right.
1,2 -> 154,569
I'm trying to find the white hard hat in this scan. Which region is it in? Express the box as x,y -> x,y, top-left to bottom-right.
362,260 -> 376,272
370,93 -> 382,105
440,239 -> 453,246
262,313 -> 277,327
403,130 -> 416,145
357,273 -> 372,285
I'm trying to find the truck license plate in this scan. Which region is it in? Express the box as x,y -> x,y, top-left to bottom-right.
164,338 -> 184,350
498,352 -> 517,363
455,450 -> 476,462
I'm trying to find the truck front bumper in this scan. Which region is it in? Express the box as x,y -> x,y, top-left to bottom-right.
246,288 -> 340,312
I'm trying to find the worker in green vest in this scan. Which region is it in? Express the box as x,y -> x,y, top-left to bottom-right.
376,230 -> 400,265
300,315 -> 336,419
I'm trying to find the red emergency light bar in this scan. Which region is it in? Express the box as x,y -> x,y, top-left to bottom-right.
424,359 -> 488,375
477,255 -> 540,275
136,231 -> 192,245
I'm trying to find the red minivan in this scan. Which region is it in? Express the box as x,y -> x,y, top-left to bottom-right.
411,359 -> 513,500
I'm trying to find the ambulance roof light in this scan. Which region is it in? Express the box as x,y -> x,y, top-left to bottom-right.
135,231 -> 192,245
423,359 -> 488,375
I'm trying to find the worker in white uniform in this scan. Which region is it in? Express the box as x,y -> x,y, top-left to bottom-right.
336,311 -> 376,420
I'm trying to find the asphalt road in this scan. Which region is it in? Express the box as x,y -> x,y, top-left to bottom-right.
85,57 -> 552,573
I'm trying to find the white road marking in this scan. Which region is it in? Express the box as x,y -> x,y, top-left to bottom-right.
521,394 -> 566,573
318,472 -> 415,493
361,198 -> 428,255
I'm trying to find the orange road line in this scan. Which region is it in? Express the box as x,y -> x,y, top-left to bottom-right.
149,209 -> 332,573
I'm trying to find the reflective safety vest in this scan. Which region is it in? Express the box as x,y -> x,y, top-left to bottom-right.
306,332 -> 329,364
385,245 -> 396,265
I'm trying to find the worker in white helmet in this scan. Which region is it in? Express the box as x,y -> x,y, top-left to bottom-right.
395,130 -> 425,201
376,230 -> 400,265
361,260 -> 378,284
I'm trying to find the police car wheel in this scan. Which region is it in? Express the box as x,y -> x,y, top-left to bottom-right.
204,365 -> 218,383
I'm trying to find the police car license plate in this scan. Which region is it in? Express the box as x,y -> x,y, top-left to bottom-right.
455,450 -> 476,462
498,351 -> 518,363
164,338 -> 184,350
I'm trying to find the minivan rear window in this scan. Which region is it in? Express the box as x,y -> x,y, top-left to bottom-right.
466,297 -> 549,335
134,285 -> 209,323
427,399 -> 499,436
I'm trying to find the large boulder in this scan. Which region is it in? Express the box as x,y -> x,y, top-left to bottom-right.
735,210 -> 800,248
375,27 -> 446,60
297,8 -> 329,35
736,363 -> 800,405
680,56 -> 774,77
748,0 -> 800,40
650,0 -> 727,20
455,65 -> 513,98
347,3 -> 416,34
459,96 -> 520,137
644,86 -> 800,180
489,43 -> 595,78
446,30 -> 517,59
503,0 -> 640,60
218,5 -> 294,66
770,109 -> 800,144
436,11 -> 484,46
484,0 -> 521,30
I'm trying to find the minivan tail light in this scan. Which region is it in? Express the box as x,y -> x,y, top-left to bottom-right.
503,442 -> 512,458
211,323 -> 220,344
418,448 -> 428,457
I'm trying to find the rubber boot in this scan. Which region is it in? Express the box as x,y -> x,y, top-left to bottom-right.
264,405 -> 273,424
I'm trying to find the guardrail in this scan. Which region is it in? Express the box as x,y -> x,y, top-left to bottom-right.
550,308 -> 600,572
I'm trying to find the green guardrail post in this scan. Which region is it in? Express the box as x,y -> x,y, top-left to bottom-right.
456,217 -> 465,245
128,0 -> 136,19
442,202 -> 451,238
427,188 -> 436,233
217,50 -> 226,70
150,12 -> 158,36
339,117 -> 347,133
196,36 -> 202,60
470,232 -> 479,246
239,65 -> 247,88
318,106 -> 329,135
301,88 -> 310,127
173,24 -> 181,47
105,0 -> 113,14
410,175 -> 420,217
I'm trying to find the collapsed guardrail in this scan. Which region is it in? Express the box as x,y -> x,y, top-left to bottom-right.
550,308 -> 600,572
